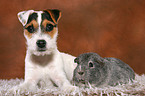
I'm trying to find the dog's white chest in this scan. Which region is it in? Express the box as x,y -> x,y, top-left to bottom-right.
25,51 -> 65,87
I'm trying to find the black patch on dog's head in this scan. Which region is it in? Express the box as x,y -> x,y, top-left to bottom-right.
42,11 -> 54,23
49,9 -> 61,23
26,13 -> 38,25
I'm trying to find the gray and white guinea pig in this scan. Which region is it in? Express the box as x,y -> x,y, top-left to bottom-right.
72,52 -> 135,88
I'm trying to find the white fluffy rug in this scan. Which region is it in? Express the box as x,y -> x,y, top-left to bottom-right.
0,74 -> 145,96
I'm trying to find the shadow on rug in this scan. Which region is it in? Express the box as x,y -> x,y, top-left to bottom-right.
0,74 -> 145,96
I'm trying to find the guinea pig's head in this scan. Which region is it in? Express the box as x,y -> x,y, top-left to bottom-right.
73,52 -> 105,87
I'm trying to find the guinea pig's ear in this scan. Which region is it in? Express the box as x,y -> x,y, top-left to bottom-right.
95,57 -> 105,67
74,57 -> 79,64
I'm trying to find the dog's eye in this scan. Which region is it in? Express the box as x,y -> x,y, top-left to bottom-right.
88,61 -> 94,68
27,25 -> 34,33
46,24 -> 54,32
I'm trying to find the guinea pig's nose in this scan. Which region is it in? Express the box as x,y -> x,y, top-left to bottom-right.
78,71 -> 84,75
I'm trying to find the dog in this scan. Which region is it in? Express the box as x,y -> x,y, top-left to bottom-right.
11,9 -> 78,93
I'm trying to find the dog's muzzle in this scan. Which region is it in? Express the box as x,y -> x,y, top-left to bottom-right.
36,40 -> 46,51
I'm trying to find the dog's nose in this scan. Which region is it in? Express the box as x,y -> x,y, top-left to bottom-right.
36,40 -> 46,48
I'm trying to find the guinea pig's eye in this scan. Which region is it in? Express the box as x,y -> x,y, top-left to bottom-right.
88,61 -> 94,68
26,25 -> 35,33
46,24 -> 54,32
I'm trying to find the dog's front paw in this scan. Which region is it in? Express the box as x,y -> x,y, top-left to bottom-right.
8,83 -> 37,94
61,85 -> 79,93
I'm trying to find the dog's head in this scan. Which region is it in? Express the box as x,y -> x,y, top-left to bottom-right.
18,9 -> 61,56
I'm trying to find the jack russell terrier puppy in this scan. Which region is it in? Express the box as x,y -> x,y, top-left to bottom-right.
11,9 -> 78,93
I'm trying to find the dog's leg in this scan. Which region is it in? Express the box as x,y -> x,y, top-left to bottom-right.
48,52 -> 79,93
9,74 -> 39,94
9,68 -> 40,94
60,52 -> 77,81
9,54 -> 41,93
49,68 -> 78,93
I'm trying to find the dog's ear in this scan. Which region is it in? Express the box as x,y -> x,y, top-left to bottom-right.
44,9 -> 61,24
17,10 -> 34,26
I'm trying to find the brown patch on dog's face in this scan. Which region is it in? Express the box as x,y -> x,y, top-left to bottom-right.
41,19 -> 57,38
40,9 -> 61,38
25,20 -> 38,29
22,9 -> 61,39
24,20 -> 38,39
24,29 -> 32,39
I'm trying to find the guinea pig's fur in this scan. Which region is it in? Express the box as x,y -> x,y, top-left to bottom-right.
72,52 -> 135,88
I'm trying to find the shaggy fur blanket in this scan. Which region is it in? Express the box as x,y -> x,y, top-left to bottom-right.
0,74 -> 145,96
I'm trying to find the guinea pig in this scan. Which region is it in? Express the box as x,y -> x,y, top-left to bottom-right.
72,52 -> 135,88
